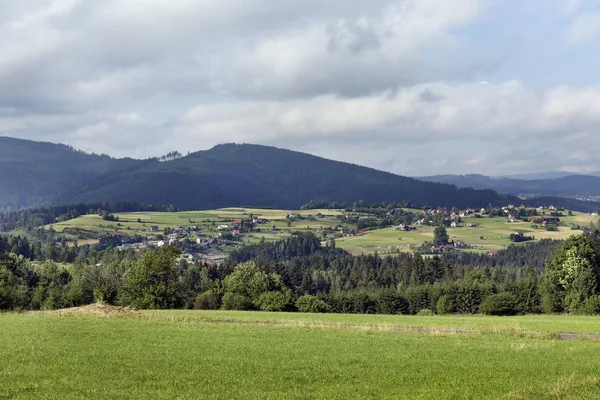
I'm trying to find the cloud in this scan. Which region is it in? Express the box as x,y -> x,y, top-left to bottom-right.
173,81 -> 600,175
566,12 -> 600,44
1,0 -> 600,176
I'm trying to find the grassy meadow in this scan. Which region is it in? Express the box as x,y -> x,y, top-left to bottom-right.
44,208 -> 599,255
2,308 -> 600,399
337,212 -> 600,255
46,208 -> 350,245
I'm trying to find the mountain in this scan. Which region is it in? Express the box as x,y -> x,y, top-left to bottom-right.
418,173 -> 600,201
498,171 -> 580,180
1,137 -> 598,212
68,143 -> 516,209
0,137 -> 147,210
0,138 -> 516,210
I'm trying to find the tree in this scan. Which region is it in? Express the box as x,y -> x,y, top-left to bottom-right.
222,262 -> 289,309
479,293 -> 518,316
433,226 -> 449,246
541,236 -> 599,313
295,295 -> 331,313
120,245 -> 181,309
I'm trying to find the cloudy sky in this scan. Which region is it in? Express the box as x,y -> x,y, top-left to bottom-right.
1,0 -> 600,176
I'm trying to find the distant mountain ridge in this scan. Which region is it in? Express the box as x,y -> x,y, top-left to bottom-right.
0,136 -> 598,212
418,173 -> 600,201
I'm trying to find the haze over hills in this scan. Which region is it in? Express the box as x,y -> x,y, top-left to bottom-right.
0,136 -> 598,212
418,173 -> 600,201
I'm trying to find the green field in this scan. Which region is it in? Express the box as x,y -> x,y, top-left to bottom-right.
45,208 -> 600,255
337,212 -> 600,255
46,208 -> 350,245
2,308 -> 600,399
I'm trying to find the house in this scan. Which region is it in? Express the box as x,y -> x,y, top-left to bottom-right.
467,223 -> 478,228
157,241 -> 165,247
507,215 -> 517,223
315,213 -> 325,219
150,225 -> 160,232
287,214 -> 299,220
450,222 -> 458,228
98,232 -> 109,239
233,219 -> 243,226
530,217 -> 541,223
232,228 -> 240,236
431,246 -> 443,253
592,212 -> 599,216
217,225 -> 230,231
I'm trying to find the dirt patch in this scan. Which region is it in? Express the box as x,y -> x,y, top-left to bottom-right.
48,303 -> 140,317
559,333 -> 600,340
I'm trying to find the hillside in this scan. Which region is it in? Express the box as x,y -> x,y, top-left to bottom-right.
418,173 -> 600,201
0,137 -> 147,210
1,137 -> 598,211
68,143 -> 515,209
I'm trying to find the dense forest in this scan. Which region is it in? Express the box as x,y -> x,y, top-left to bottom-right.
3,229 -> 600,315
3,137 -> 599,212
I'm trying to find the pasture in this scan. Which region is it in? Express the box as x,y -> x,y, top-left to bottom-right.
2,308 -> 600,399
45,208 -> 351,245
336,212 -> 599,255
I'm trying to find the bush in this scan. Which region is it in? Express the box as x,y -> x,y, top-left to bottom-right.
194,291 -> 221,310
256,291 -> 291,312
579,296 -> 600,315
295,295 -> 331,313
221,292 -> 253,310
436,295 -> 453,315
479,293 -> 518,316
416,308 -> 434,316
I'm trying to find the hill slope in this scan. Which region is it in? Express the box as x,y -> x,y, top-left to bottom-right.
0,137 -> 146,210
419,173 -> 600,200
69,143 -> 515,209
1,138 -> 598,211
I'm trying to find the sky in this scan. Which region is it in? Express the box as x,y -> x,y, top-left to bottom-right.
1,0 -> 600,176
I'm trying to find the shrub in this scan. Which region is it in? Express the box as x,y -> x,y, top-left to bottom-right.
436,295 -> 453,315
579,296 -> 600,315
194,291 -> 221,310
221,292 -> 253,310
295,295 -> 331,313
256,291 -> 291,312
479,293 -> 518,316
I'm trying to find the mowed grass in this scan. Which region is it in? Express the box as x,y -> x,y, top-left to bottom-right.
149,310 -> 600,335
337,212 -> 600,255
2,311 -> 600,399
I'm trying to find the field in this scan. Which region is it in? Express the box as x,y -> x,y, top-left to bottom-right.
2,308 -> 600,399
46,208 -> 350,244
44,208 -> 600,256
337,211 -> 600,255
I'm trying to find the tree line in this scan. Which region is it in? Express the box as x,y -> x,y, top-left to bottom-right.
3,231 -> 600,315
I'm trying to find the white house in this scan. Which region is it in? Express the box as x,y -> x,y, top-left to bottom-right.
157,241 -> 165,247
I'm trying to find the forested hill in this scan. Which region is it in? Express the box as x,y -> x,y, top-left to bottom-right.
1,138 -> 597,211
68,143 -> 515,209
0,137 -> 147,210
418,173 -> 600,200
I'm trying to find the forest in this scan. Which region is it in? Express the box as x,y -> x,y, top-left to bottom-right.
2,228 -> 600,315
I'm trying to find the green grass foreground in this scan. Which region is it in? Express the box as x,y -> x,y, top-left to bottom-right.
2,309 -> 600,399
